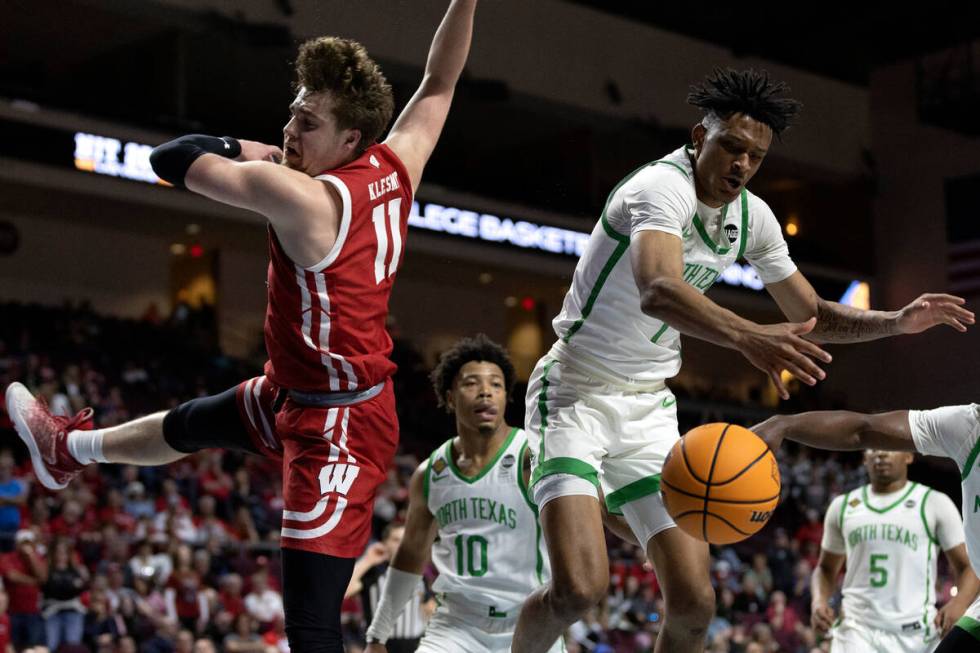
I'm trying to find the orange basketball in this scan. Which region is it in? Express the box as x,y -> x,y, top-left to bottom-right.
661,423 -> 780,545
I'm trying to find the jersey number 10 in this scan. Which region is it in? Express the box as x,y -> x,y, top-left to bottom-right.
454,534 -> 489,577
371,199 -> 403,284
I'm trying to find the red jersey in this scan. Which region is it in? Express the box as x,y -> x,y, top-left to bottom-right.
263,143 -> 412,392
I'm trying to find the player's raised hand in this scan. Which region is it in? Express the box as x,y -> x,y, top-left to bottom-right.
897,293 -> 975,334
810,601 -> 835,634
235,139 -> 284,164
735,317 -> 833,400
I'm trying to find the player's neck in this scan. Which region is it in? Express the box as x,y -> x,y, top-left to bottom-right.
453,423 -> 513,467
869,478 -> 909,494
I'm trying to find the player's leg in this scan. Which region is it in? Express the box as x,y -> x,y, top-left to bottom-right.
513,359 -> 607,653
634,505 -> 714,653
277,382 -> 399,652
512,492 -> 607,653
5,378 -> 276,490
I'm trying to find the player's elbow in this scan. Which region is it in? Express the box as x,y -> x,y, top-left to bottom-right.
639,278 -> 677,318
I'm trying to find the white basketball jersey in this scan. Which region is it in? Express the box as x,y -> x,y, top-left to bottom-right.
548,146 -> 797,386
909,405 -> 980,575
424,428 -> 548,616
832,482 -> 940,639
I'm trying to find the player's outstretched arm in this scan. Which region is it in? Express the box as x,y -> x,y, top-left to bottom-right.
365,463 -> 438,651
150,136 -> 338,266
632,230 -> 832,399
937,544 -> 980,636
752,410 -> 916,452
384,0 -> 477,192
810,549 -> 844,635
766,271 -> 975,344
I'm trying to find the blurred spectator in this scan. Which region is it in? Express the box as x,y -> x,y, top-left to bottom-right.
0,451 -> 26,552
1,529 -> 47,650
244,571 -> 283,629
41,538 -> 89,650
0,588 -> 14,653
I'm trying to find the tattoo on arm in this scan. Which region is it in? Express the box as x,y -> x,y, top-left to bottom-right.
812,300 -> 899,343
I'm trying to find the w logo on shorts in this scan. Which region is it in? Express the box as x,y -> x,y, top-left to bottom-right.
319,463 -> 360,496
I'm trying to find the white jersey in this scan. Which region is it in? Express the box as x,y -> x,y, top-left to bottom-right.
550,146 -> 797,385
910,404 -> 980,573
822,481 -> 965,638
424,428 -> 548,617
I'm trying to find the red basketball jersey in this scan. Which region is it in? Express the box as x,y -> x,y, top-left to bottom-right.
264,143 -> 412,392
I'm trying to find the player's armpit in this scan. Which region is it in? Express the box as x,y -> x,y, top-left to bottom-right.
388,463 -> 439,575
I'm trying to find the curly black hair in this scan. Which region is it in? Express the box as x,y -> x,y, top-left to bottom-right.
430,334 -> 516,411
687,68 -> 802,137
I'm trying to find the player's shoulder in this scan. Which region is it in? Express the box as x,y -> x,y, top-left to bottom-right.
743,188 -> 777,220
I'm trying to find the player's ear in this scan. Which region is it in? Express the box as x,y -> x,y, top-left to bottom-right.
343,128 -> 362,154
445,391 -> 455,414
691,122 -> 707,154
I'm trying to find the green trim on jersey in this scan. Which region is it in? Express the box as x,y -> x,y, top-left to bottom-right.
605,475 -> 662,516
536,359 -> 557,465
517,442 -> 536,513
923,538 -> 934,638
920,488 -> 938,545
515,441 -> 545,584
961,436 -> 980,480
838,490 -> 851,530
530,457 -> 600,489
861,482 -> 918,514
563,232 -> 629,342
692,203 -> 732,255
956,616 -> 980,641
563,159 -> 657,342
690,190 -> 749,257
736,188 -> 749,259
423,447 -> 440,501
650,323 -> 670,344
446,427 -> 519,484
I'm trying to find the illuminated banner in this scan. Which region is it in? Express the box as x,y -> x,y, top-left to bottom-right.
409,200 -> 763,292
66,130 -> 763,291
73,132 -> 167,185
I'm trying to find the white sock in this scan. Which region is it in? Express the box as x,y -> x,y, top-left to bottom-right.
67,429 -> 109,465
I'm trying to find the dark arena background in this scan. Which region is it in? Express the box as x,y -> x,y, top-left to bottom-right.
1,2 -> 979,652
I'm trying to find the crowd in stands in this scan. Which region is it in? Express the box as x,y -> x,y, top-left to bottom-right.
0,301 -> 962,653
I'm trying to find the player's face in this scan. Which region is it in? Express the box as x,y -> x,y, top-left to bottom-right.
691,113 -> 771,208
282,87 -> 362,176
448,361 -> 507,435
863,449 -> 913,485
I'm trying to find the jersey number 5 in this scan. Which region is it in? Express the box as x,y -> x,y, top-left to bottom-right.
869,553 -> 889,588
371,199 -> 403,284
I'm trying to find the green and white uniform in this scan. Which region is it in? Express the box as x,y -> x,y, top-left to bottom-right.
419,427 -> 560,653
526,146 -> 797,533
910,404 -> 980,644
821,481 -> 964,652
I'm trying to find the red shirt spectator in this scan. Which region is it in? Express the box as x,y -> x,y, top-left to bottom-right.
0,533 -> 46,616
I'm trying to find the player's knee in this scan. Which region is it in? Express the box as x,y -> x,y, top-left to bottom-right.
549,570 -> 609,619
665,583 -> 715,629
162,401 -> 204,454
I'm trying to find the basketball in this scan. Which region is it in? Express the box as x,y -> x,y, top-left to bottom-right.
661,423 -> 780,545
